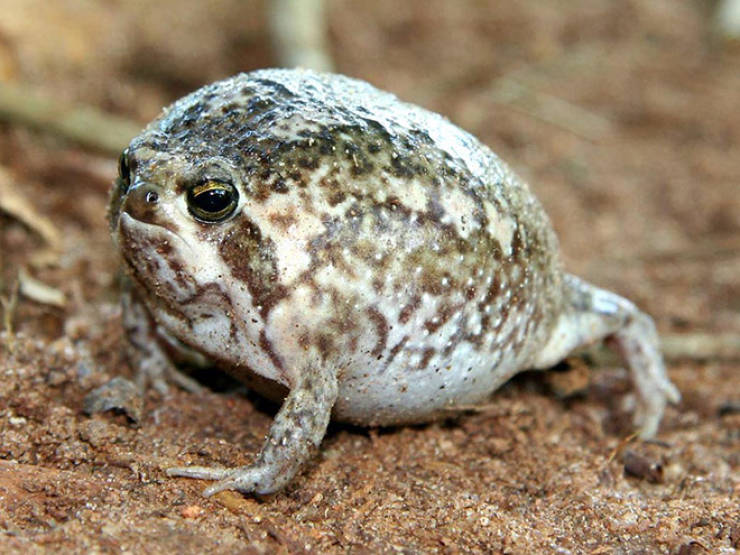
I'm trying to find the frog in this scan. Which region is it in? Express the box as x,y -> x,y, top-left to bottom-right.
108,68 -> 680,497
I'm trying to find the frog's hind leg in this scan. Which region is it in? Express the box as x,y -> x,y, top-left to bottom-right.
533,274 -> 680,438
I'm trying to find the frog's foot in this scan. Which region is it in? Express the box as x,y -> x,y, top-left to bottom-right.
168,363 -> 338,496
132,344 -> 205,395
121,279 -> 205,395
607,314 -> 680,437
534,274 -> 680,438
167,464 -> 283,496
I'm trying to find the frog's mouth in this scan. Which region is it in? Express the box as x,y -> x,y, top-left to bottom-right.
116,212 -> 200,304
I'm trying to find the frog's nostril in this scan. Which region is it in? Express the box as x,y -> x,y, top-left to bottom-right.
122,182 -> 162,224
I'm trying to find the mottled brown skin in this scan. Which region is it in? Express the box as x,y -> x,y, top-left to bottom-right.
108,69 -> 679,496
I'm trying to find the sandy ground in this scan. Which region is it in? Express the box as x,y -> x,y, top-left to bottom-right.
0,1 -> 738,553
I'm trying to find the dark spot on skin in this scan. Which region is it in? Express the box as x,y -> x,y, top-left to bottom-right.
297,156 -> 319,170
327,190 -> 346,206
510,227 -> 526,259
388,153 -> 416,178
304,377 -> 314,391
424,303 -> 460,335
381,195 -> 412,218
366,307 -> 389,359
323,290 -> 361,342
399,296 -> 421,324
268,211 -> 298,230
166,257 -> 193,291
155,242 -> 173,256
418,347 -> 436,370
259,329 -> 285,373
163,101 -> 208,132
361,118 -> 393,144
254,78 -> 295,99
316,334 -> 334,360
219,101 -> 242,115
271,178 -> 289,193
480,272 -> 502,305
245,96 -> 276,118
380,336 -> 408,372
219,215 -> 288,318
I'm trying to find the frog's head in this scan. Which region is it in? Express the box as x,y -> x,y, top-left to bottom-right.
110,138 -> 244,292
108,128 -> 290,367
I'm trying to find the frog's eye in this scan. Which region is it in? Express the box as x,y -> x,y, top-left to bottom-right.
187,180 -> 239,223
118,148 -> 131,191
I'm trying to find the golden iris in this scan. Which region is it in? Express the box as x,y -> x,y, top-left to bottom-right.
187,180 -> 239,222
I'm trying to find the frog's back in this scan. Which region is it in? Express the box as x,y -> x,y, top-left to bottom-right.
140,69 -> 565,425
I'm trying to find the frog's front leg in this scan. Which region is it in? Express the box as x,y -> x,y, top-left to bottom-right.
534,274 -> 680,438
167,363 -> 338,496
121,279 -> 205,395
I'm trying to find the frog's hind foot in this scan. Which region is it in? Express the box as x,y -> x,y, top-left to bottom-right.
534,274 -> 680,438
606,310 -> 680,437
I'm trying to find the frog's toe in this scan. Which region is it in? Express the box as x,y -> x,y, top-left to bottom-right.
664,379 -> 681,405
203,474 -> 257,497
167,465 -> 231,481
167,464 -> 278,496
633,371 -> 681,439
161,365 -> 206,394
633,394 -> 665,439
135,358 -> 205,395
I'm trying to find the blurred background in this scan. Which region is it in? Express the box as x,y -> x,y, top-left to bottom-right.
1,0 -> 738,327
0,1 -> 738,552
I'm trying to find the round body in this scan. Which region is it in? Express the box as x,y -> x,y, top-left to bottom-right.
110,68 -> 565,426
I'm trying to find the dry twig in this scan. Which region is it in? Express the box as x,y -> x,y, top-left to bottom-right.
0,82 -> 141,156
487,78 -> 614,141
660,332 -> 740,362
582,332 -> 740,364
426,44 -> 615,141
17,267 -> 66,308
268,0 -> 334,72
0,275 -> 19,353
0,166 -> 62,251
715,0 -> 740,40
598,236 -> 740,265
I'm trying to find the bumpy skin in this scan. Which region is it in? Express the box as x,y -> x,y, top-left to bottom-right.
108,68 -> 680,496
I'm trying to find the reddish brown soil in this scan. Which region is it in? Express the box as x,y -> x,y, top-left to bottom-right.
0,1 -> 738,553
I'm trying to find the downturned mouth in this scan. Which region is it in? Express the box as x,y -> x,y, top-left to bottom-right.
118,212 -> 192,249
116,212 -> 200,302
117,212 -> 195,271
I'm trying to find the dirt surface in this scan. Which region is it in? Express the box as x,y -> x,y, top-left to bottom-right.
1,1 -> 738,553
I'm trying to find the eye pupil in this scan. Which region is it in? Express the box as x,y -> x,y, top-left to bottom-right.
196,188 -> 229,212
187,180 -> 238,222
